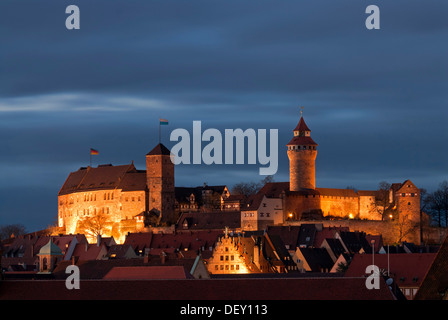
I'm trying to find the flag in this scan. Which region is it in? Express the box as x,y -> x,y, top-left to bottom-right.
159,118 -> 169,125
90,148 -> 99,155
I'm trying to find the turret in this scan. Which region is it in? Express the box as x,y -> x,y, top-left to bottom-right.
287,109 -> 318,191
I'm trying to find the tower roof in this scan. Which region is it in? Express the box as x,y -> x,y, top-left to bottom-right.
293,116 -> 311,132
38,239 -> 63,256
286,136 -> 318,146
146,143 -> 171,156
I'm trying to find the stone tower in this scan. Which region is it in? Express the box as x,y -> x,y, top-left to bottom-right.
287,111 -> 318,191
146,143 -> 175,224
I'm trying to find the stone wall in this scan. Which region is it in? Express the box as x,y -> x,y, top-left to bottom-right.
287,149 -> 317,191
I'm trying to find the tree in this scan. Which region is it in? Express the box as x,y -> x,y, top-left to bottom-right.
374,181 -> 392,220
76,212 -> 112,240
0,224 -> 27,240
426,181 -> 448,228
231,176 -> 274,198
394,213 -> 419,243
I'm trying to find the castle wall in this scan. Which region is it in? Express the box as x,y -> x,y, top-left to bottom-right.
359,195 -> 381,220
283,193 -> 321,220
58,189 -> 146,240
320,196 -> 359,219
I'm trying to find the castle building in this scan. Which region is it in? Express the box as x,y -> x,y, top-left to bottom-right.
57,143 -> 235,243
242,112 -> 421,234
58,143 -> 175,243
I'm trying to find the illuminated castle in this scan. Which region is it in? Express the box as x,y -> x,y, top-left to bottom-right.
57,143 -> 175,243
241,111 -> 421,237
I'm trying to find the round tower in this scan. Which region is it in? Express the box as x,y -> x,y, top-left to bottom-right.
287,110 -> 318,191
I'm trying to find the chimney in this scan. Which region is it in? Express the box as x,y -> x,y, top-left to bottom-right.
97,234 -> 101,247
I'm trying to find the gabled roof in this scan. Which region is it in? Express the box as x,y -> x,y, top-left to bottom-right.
345,253 -> 436,288
414,235 -> 448,300
106,244 -> 136,259
322,238 -> 346,258
297,224 -> 319,248
242,182 -> 289,211
298,247 -> 334,272
337,231 -> 370,254
313,226 -> 349,248
71,243 -> 106,261
265,226 -> 302,250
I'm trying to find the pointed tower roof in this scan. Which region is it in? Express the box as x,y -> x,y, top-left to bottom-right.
293,116 -> 311,132
287,111 -> 318,146
146,143 -> 171,156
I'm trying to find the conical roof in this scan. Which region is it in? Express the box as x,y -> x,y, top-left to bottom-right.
293,116 -> 311,132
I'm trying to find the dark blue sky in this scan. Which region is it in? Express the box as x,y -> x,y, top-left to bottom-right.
1,0 -> 447,232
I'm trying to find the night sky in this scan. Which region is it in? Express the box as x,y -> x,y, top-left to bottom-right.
1,0 -> 447,232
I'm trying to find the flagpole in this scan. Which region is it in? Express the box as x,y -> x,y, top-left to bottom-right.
90,151 -> 92,167
159,122 -> 161,144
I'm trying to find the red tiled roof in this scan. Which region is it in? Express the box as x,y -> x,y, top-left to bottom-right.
313,226 -> 349,248
58,164 -> 138,195
294,116 -> 311,132
286,136 -> 318,146
414,235 -> 448,300
344,253 -> 436,287
103,266 -> 191,280
124,231 -> 221,253
71,243 -> 106,261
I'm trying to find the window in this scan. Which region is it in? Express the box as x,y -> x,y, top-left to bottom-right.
402,193 -> 405,197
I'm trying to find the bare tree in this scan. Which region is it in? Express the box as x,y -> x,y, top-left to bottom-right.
374,181 -> 392,220
231,176 -> 274,198
76,212 -> 112,240
394,213 -> 419,243
0,224 -> 27,240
